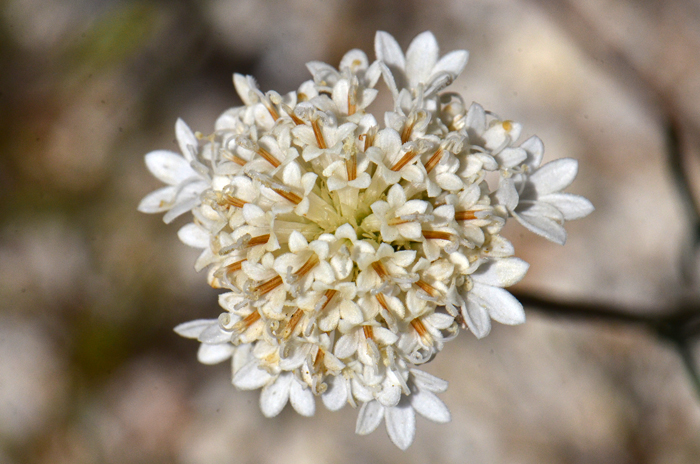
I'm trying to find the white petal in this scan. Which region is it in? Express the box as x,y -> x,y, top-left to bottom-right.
387,184 -> 406,208
463,298 -> 491,339
145,150 -> 197,185
471,284 -> 526,325
288,230 -> 308,252
465,103 -> 486,136
410,369 -> 448,393
174,319 -> 217,339
290,379 -> 316,416
233,73 -> 258,106
175,119 -> 198,162
385,403 -> 416,450
197,343 -> 234,365
471,258 -> 529,288
410,390 -> 451,423
541,193 -> 594,220
530,158 -> 578,194
356,401 -> 384,435
260,374 -> 292,417
198,324 -> 231,344
233,361 -> 273,390
496,177 -> 519,211
377,384 -> 401,407
322,376 -> 348,411
374,327 -> 399,345
375,31 -> 405,73
162,195 -> 201,224
178,223 -> 209,248
520,135 -> 544,168
406,31 -> 439,88
334,333 -> 358,359
432,50 -> 469,79
137,186 -> 176,213
424,312 -> 455,330
496,147 -> 527,168
512,208 -> 567,245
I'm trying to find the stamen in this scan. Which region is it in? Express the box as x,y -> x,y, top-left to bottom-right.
390,149 -> 417,171
455,210 -> 477,221
410,318 -> 430,340
217,195 -> 247,208
371,261 -> 389,280
313,348 -> 325,371
502,120 -> 513,132
347,85 -> 357,116
294,255 -> 319,278
422,230 -> 453,241
221,150 -> 247,166
375,293 -> 389,310
252,275 -> 283,296
247,234 -> 270,247
290,112 -> 305,125
415,280 -> 438,297
233,310 -> 261,333
263,100 -> 280,121
346,153 -> 357,181
387,217 -> 409,226
424,147 -> 444,174
387,213 -> 434,226
311,118 -> 327,149
256,146 -> 281,168
225,259 -> 246,275
401,119 -> 416,144
316,289 -> 338,313
272,188 -> 303,205
282,309 -> 304,339
363,325 -> 374,340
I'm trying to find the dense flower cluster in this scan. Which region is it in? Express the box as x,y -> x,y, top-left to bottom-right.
139,31 -> 593,449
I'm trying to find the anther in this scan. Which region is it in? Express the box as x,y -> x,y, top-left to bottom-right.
247,234 -> 270,247
410,318 -> 431,342
256,146 -> 281,168
455,210 -> 477,221
370,261 -> 389,280
401,119 -> 416,144
422,230 -> 453,241
272,188 -> 303,205
390,149 -> 417,172
311,118 -> 327,149
225,259 -> 246,275
362,325 -> 374,340
415,280 -> 438,297
293,255 -> 319,279
316,289 -> 338,313
424,147 -> 444,174
375,293 -> 389,311
281,309 -> 304,340
252,275 -> 283,296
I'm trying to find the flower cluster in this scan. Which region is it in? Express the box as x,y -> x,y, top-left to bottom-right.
139,31 -> 593,449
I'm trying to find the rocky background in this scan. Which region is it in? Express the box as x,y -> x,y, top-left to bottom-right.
2,0 -> 700,462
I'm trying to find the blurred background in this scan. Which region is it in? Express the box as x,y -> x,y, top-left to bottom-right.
2,0 -> 700,462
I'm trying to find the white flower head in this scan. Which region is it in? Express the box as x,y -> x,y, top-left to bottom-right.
139,30 -> 592,449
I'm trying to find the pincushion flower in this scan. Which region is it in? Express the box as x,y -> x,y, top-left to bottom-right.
140,30 -> 593,450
